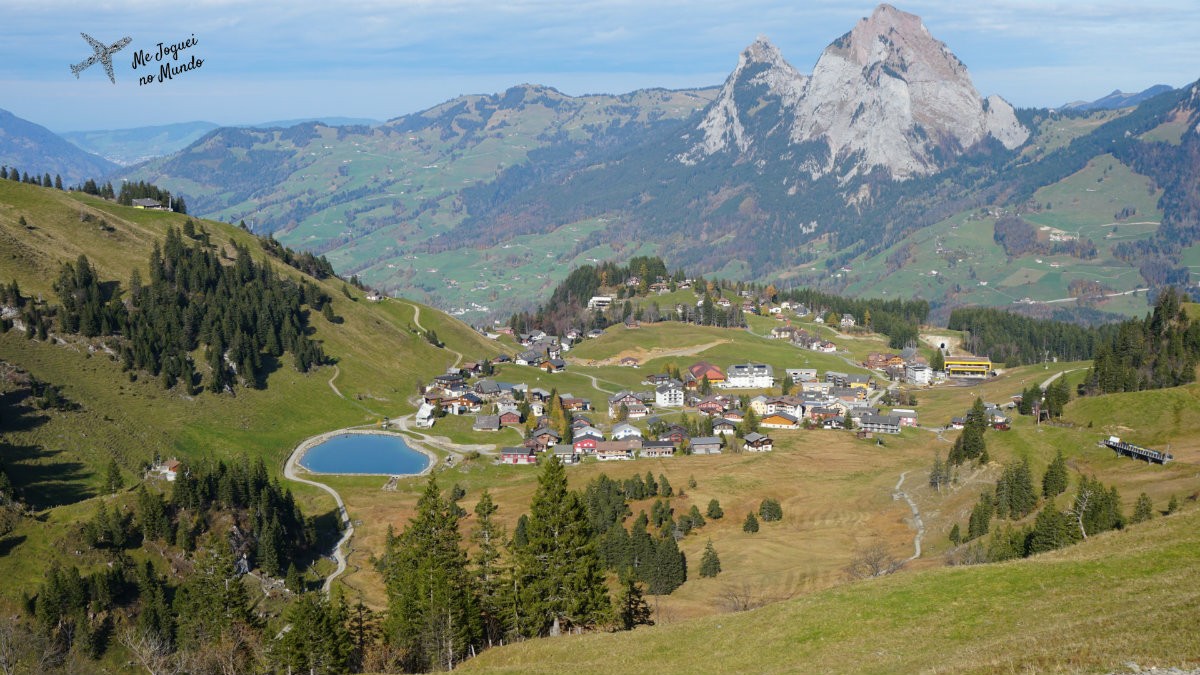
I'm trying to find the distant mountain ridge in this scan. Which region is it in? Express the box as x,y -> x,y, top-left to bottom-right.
0,108 -> 117,184
1062,84 -> 1175,111
61,121 -> 219,166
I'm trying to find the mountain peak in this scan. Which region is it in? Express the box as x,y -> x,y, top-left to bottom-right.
683,4 -> 1028,179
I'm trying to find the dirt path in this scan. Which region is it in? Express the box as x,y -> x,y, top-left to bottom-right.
893,471 -> 925,561
1041,367 -> 1083,390
404,299 -> 464,369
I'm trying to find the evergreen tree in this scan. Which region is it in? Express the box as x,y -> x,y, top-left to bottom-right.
271,593 -> 351,674
706,499 -> 724,520
699,540 -> 722,578
929,453 -> 950,492
1042,450 -> 1069,497
1131,493 -> 1154,524
948,523 -> 962,546
105,458 -> 123,494
742,512 -> 759,533
472,490 -> 509,645
615,574 -> 654,630
381,476 -> 480,671
644,471 -> 658,497
514,457 -> 609,636
1026,502 -> 1075,555
967,490 -> 993,540
688,504 -> 705,529
1167,494 -> 1179,514
285,562 -> 304,593
758,498 -> 783,522
658,474 -> 673,497
646,535 -> 686,595
173,541 -> 254,653
512,514 -> 529,548
931,349 -> 945,372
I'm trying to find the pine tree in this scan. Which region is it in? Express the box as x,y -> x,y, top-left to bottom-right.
758,498 -> 783,522
285,562 -> 304,593
272,593 -> 351,674
742,512 -> 759,533
1042,450 -> 1069,497
644,471 -> 658,497
381,476 -> 480,671
105,459 -> 123,494
688,504 -> 705,529
615,574 -> 654,630
1167,494 -> 1179,514
967,490 -> 993,540
514,457 -> 609,636
948,523 -> 962,546
706,499 -> 724,520
1131,493 -> 1154,524
472,490 -> 508,645
699,540 -> 722,578
658,474 -> 673,497
1026,502 -> 1075,555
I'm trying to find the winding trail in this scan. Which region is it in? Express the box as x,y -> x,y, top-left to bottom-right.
893,471 -> 925,562
405,299 -> 463,369
1040,367 -> 1083,391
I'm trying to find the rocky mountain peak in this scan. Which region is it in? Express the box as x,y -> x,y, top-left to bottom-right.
682,3 -> 1029,180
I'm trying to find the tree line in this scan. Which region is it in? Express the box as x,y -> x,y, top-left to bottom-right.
1081,287 -> 1200,394
947,306 -> 1117,366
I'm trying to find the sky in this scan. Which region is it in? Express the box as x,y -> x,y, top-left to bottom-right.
1,0 -> 1197,132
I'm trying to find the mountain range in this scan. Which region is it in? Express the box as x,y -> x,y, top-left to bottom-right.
2,3 -> 1198,321
0,108 -> 117,184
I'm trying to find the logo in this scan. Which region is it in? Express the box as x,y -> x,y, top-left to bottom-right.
70,32 -> 132,84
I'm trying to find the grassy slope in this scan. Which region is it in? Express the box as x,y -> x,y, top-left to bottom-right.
462,507 -> 1200,675
0,179 -> 501,597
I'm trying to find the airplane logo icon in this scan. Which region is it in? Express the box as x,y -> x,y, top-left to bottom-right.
70,33 -> 132,84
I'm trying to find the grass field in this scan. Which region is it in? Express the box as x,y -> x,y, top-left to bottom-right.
459,506 -> 1200,675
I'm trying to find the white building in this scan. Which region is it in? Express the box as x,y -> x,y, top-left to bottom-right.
905,364 -> 932,386
723,363 -> 775,389
655,383 -> 684,407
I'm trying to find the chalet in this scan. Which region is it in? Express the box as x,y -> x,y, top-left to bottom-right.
434,373 -> 465,388
498,410 -> 522,426
551,444 -> 579,465
658,426 -> 690,445
697,396 -> 728,416
160,459 -> 182,481
541,358 -> 567,374
771,325 -> 798,340
839,315 -> 856,329
573,435 -> 601,454
691,437 -> 722,455
644,373 -> 674,386
626,403 -> 650,420
132,198 -> 165,209
560,396 -> 592,412
529,388 -> 552,402
531,427 -> 562,450
688,362 -> 726,387
766,396 -> 805,417
474,379 -> 502,398
860,414 -> 901,435
528,401 -> 546,418
655,383 -> 685,407
865,353 -> 905,370
595,439 -> 639,461
760,412 -> 799,429
743,432 -> 774,452
624,318 -> 640,329
473,415 -> 501,432
712,418 -> 738,435
817,341 -> 837,353
640,441 -> 676,458
831,387 -> 864,403
572,415 -> 596,429
516,350 -> 543,366
619,356 -> 641,368
609,390 -> 643,409
808,406 -> 841,423
724,363 -> 774,389
949,417 -> 966,430
892,408 -> 918,427
586,329 -> 605,339
612,423 -> 643,440
501,447 -> 538,465
494,353 -> 512,363
722,409 -> 745,423
716,297 -> 732,309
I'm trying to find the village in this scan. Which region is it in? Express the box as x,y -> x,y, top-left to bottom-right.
409,287 -> 1004,468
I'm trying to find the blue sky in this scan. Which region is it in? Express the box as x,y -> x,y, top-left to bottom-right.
1,0 -> 1197,131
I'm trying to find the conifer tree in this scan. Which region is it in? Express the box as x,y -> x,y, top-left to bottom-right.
688,504 -> 705,529
967,490 -> 993,540
514,457 -> 609,636
659,473 -> 673,497
381,476 -> 479,671
1131,493 -> 1154,524
743,511 -> 759,533
948,523 -> 961,546
472,490 -> 509,645
615,574 -> 654,630
1167,494 -> 1179,514
706,499 -> 724,520
699,540 -> 722,578
1042,450 -> 1069,497
1026,502 -> 1075,555
644,471 -> 658,497
272,593 -> 351,674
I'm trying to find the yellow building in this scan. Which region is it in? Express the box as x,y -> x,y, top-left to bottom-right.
944,356 -> 992,378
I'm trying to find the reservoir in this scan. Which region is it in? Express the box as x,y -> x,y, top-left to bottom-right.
300,432 -> 432,475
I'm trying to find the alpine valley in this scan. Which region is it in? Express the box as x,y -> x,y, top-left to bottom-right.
3,4 -> 1200,675
108,3 -> 1200,321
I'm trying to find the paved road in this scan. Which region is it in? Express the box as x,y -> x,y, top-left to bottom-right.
283,429 -> 361,594
1040,367 -> 1084,390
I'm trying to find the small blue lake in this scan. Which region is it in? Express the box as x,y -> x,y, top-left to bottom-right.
300,433 -> 431,475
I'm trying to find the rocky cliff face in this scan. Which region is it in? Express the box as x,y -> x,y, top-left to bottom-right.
683,3 -> 1029,180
